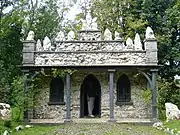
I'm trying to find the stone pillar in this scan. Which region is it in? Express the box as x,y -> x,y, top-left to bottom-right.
144,39 -> 158,65
151,69 -> 158,120
108,69 -> 116,122
23,70 -> 29,122
64,73 -> 72,123
22,40 -> 36,66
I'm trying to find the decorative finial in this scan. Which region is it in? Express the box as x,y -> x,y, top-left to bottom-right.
36,39 -> 42,51
126,37 -> 134,50
86,10 -> 92,29
55,31 -> 65,41
26,31 -> 35,40
114,31 -> 122,40
80,19 -> 87,30
104,28 -> 112,40
91,17 -> 98,30
43,36 -> 52,51
80,10 -> 98,30
134,33 -> 142,50
146,26 -> 155,39
67,31 -> 75,40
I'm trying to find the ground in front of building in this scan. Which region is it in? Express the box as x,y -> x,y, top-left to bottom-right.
10,123 -> 167,135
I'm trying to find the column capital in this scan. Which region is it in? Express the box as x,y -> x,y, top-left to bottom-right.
22,69 -> 29,73
108,69 -> 116,72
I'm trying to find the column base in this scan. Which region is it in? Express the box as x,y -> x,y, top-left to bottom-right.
151,118 -> 159,122
107,118 -> 116,123
64,119 -> 73,123
23,119 -> 30,123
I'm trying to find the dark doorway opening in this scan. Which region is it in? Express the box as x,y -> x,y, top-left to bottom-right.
49,77 -> 65,105
80,74 -> 101,118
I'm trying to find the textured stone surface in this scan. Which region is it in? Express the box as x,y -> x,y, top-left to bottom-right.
35,52 -> 146,66
26,31 -> 35,41
22,41 -> 36,65
23,29 -> 158,67
165,102 -> 180,121
78,31 -> 101,41
55,42 -> 123,51
0,103 -> 11,120
33,71 -> 151,119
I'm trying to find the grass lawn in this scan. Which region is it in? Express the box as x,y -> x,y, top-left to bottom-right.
0,120 -> 170,135
163,120 -> 180,133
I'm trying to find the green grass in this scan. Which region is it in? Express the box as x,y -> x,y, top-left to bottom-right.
0,120 -> 64,135
0,120 -> 170,135
163,120 -> 180,133
12,125 -> 62,135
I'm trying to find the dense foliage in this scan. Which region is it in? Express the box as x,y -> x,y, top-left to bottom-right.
0,0 -> 66,117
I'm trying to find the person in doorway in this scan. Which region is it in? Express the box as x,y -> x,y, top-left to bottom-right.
86,81 -> 96,118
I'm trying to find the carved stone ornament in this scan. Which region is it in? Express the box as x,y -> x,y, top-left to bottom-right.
67,31 -> 75,40
114,31 -> 122,40
91,17 -> 98,30
26,31 -> 35,40
55,31 -> 65,41
86,10 -> 92,29
174,75 -> 180,88
145,26 -> 155,39
126,37 -> 134,50
43,36 -> 52,51
35,56 -> 45,65
104,28 -> 112,40
80,10 -> 98,30
134,33 -> 142,50
80,19 -> 87,30
36,39 -> 43,51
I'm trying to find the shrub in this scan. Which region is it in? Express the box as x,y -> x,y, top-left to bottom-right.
4,120 -> 12,128
158,78 -> 180,119
12,107 -> 23,122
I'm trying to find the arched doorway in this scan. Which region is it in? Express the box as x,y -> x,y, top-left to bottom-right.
80,74 -> 101,118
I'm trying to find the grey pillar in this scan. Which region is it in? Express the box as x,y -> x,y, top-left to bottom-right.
64,73 -> 72,123
151,69 -> 158,120
108,69 -> 116,122
23,72 -> 29,122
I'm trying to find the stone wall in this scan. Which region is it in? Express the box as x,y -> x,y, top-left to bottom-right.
35,40 -> 146,66
35,52 -> 146,66
23,27 -> 158,66
33,71 -> 151,119
55,41 -> 123,51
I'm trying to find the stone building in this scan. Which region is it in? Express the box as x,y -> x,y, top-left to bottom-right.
21,16 -> 159,123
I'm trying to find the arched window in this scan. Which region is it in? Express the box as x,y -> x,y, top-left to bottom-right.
116,74 -> 132,105
48,77 -> 65,105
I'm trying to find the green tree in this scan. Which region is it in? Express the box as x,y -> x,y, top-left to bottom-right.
21,0 -> 63,40
0,1 -> 24,102
159,0 -> 180,78
92,0 -> 147,40
141,0 -> 178,78
0,0 -> 67,104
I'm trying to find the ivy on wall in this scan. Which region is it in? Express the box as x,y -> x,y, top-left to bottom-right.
52,68 -> 77,77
